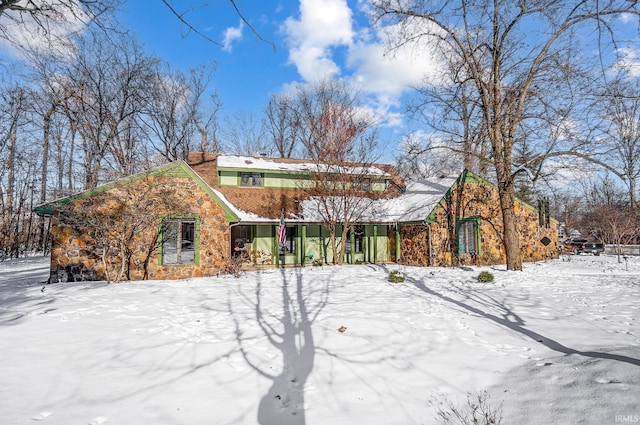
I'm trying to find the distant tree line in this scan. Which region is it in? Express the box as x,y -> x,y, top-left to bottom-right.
1,0 -> 639,265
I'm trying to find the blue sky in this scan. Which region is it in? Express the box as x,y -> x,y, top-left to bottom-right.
115,1 -> 439,160
1,1 -> 638,165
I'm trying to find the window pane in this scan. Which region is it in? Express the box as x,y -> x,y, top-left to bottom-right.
252,173 -> 261,187
163,220 -> 179,264
181,221 -> 195,263
240,173 -> 251,186
459,221 -> 477,254
162,219 -> 196,264
285,227 -> 295,254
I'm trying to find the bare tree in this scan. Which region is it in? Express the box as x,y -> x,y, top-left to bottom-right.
592,204 -> 638,263
591,78 -> 640,209
141,63 -> 217,161
0,0 -> 120,56
264,93 -> 301,158
62,31 -> 158,188
294,79 -> 383,265
221,110 -> 272,156
160,0 -> 274,49
372,0 -> 640,270
56,176 -> 181,282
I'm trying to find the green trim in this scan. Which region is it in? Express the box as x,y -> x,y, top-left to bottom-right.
349,229 -> 355,264
301,225 -> 307,267
35,161 -> 240,223
395,224 -> 401,262
373,225 -> 378,264
273,224 -> 279,267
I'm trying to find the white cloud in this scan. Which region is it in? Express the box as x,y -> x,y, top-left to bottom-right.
615,46 -> 640,78
281,1 -> 446,131
222,21 -> 244,52
282,0 -> 354,81
0,4 -> 88,61
619,13 -> 636,24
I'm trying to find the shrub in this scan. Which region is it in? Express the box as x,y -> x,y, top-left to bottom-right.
430,390 -> 503,425
477,271 -> 494,283
389,270 -> 405,283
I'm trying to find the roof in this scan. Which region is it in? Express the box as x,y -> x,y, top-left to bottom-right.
217,154 -> 391,176
35,152 -> 462,225
378,176 -> 459,223
34,161 -> 240,222
295,175 -> 457,224
186,152 -> 403,222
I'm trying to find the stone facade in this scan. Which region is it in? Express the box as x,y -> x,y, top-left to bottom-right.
49,174 -> 230,282
398,177 -> 559,267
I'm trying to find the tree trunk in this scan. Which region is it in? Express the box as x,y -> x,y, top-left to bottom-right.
495,165 -> 522,271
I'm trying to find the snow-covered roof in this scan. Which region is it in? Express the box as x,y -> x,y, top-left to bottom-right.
295,175 -> 458,224
216,155 -> 391,177
379,176 -> 458,222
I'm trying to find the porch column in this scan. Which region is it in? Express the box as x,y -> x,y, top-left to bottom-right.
273,224 -> 279,267
349,229 -> 355,264
395,224 -> 401,263
373,225 -> 378,264
301,225 -> 307,267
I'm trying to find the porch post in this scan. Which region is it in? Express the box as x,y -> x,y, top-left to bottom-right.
373,225 -> 378,264
395,223 -> 401,263
273,224 -> 279,267
350,228 -> 355,264
301,224 -> 307,267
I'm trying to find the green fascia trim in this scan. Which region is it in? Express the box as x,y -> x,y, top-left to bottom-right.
35,161 -> 239,223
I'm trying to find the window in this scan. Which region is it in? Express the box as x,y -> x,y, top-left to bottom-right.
357,179 -> 370,191
240,172 -> 262,187
162,218 -> 196,264
457,219 -> 478,255
281,226 -> 296,254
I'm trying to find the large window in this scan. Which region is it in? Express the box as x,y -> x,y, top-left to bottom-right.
457,219 -> 478,255
240,172 -> 262,187
162,218 -> 196,264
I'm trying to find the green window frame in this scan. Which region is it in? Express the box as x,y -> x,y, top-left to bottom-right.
160,216 -> 200,265
457,218 -> 480,255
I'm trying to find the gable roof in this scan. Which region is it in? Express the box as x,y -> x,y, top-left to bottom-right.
35,161 -> 240,222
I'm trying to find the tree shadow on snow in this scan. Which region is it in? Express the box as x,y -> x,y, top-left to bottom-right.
229,267 -> 329,425
406,276 -> 640,367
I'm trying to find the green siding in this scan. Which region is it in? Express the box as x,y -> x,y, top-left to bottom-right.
245,223 -> 390,266
216,167 -> 388,191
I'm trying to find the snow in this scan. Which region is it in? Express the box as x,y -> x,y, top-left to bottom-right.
378,176 -> 458,222
216,155 -> 391,176
1,255 -> 638,425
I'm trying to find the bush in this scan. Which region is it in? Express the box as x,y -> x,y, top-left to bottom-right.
477,271 -> 494,283
389,270 -> 405,283
431,390 -> 503,425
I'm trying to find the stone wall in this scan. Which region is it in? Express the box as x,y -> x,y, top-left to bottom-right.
50,175 -> 230,282
399,179 -> 559,267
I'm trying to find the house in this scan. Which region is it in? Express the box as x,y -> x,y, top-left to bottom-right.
35,153 -> 559,281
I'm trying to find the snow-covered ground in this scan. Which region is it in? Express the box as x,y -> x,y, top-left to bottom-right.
0,255 -> 638,425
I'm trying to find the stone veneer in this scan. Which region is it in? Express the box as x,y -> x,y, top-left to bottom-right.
398,179 -> 559,267
49,175 -> 230,281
